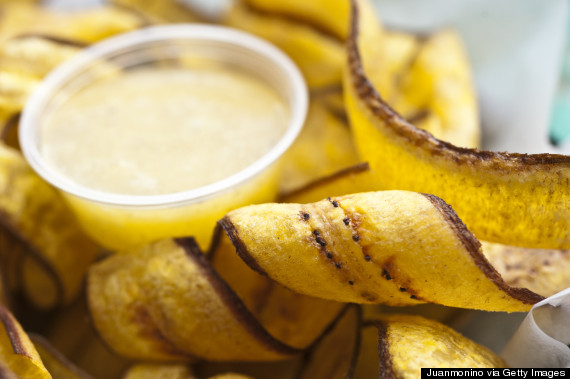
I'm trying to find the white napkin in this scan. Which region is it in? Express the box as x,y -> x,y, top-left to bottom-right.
502,288 -> 570,368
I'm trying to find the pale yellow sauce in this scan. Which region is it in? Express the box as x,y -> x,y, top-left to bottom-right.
41,66 -> 288,196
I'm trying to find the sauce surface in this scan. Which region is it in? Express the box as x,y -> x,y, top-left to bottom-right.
40,66 -> 288,196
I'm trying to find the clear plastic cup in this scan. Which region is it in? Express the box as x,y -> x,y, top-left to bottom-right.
20,25 -> 308,250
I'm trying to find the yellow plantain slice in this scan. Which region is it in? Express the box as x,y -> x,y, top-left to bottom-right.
30,334 -> 93,379
370,315 -> 505,376
225,1 -> 344,89
243,0 -> 350,41
0,144 -> 99,309
345,0 -> 570,249
279,100 -> 359,193
0,4 -> 145,45
123,363 -> 194,379
482,241 -> 570,298
220,191 -> 543,311
392,29 -> 480,148
0,36 -> 83,78
87,238 -> 303,361
0,71 -> 38,115
0,304 -> 51,379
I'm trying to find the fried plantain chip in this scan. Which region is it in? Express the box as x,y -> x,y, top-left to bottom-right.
392,29 -> 480,148
88,238 -> 305,361
225,1 -> 344,89
482,241 -> 570,298
279,100 -> 359,193
243,0 -> 349,41
123,363 -> 194,379
220,191 -> 543,311
345,0 -> 570,249
30,334 -> 93,379
0,71 -> 38,115
0,36 -> 83,78
0,303 -> 50,378
0,144 -> 99,309
0,4 -> 146,44
372,315 -> 505,376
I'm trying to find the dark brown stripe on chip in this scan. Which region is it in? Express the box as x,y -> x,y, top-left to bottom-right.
0,304 -> 29,358
376,321 -> 397,379
281,162 -> 371,201
218,217 -> 268,276
12,33 -> 87,48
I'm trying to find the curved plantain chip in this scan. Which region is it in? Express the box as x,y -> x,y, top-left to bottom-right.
279,100 -> 359,193
225,1 -> 344,89
0,4 -> 145,45
0,144 -> 99,309
370,315 -> 505,376
220,191 -> 543,311
0,36 -> 83,78
345,0 -> 570,249
0,71 -> 38,114
392,29 -> 480,148
243,0 -> 349,41
89,237 -> 347,361
482,241 -> 570,298
30,334 -> 93,379
0,303 -> 51,379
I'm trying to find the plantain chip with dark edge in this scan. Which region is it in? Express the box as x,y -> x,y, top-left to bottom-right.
219,190 -> 543,311
87,237 -> 345,361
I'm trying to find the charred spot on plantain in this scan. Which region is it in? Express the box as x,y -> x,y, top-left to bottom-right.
343,217 -> 350,226
399,287 -> 407,292
348,281 -> 354,285
382,270 -> 392,280
364,255 -> 371,261
352,234 -> 360,242
316,236 -> 327,247
335,262 -> 342,269
300,211 -> 311,221
326,251 -> 333,259
410,295 -> 417,299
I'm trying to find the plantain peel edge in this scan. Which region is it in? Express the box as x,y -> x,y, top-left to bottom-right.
219,191 -> 543,312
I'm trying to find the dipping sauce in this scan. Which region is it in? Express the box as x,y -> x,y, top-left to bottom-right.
40,66 -> 289,196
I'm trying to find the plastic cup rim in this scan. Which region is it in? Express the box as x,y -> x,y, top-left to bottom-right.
19,24 -> 308,208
